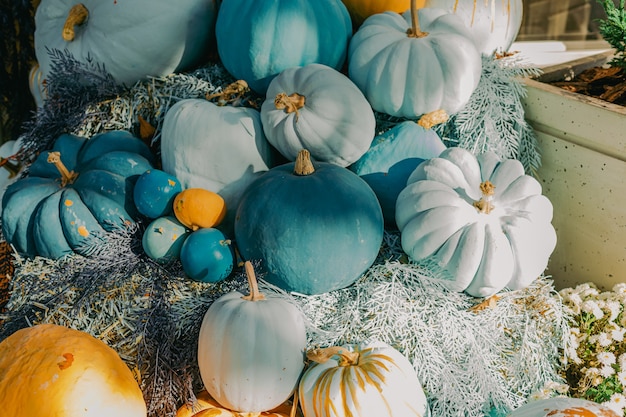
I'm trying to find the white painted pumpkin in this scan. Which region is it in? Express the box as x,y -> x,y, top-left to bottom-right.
298,340 -> 430,417
506,397 -> 620,417
395,147 -> 557,297
161,99 -> 276,230
423,0 -> 523,55
197,262 -> 307,413
261,63 -> 375,167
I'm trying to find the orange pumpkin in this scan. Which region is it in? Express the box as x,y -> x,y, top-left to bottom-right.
341,0 -> 425,26
176,390 -> 300,417
173,188 -> 226,231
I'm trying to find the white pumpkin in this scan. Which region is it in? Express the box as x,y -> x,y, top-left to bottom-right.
197,262 -> 307,413
506,397 -> 620,417
395,147 -> 557,298
298,340 -> 430,417
261,63 -> 376,167
29,64 -> 46,108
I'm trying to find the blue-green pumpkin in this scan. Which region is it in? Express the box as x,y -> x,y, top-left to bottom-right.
349,121 -> 446,227
2,130 -> 155,259
134,169 -> 182,219
142,216 -> 190,264
215,0 -> 352,94
180,228 -> 234,283
234,149 -> 384,295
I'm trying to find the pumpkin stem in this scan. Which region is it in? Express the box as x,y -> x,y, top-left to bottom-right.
417,109 -> 449,129
241,261 -> 266,302
47,151 -> 79,186
473,181 -> 496,214
0,156 -> 22,179
274,92 -> 306,122
62,3 -> 89,42
205,80 -> 250,106
406,0 -> 428,38
294,149 -> 315,176
306,346 -> 360,367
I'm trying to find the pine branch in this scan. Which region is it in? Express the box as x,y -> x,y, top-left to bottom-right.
597,0 -> 626,69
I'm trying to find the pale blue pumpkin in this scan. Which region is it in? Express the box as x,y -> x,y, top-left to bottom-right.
35,0 -> 218,86
133,169 -> 182,219
350,121 -> 446,226
234,150 -> 384,295
2,130 -> 155,259
180,228 -> 234,283
215,0 -> 352,94
142,216 -> 190,264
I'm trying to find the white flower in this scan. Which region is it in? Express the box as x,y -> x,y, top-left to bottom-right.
613,283 -> 626,294
606,300 -> 622,322
611,326 -> 625,342
603,392 -> 626,414
597,351 -> 617,366
582,300 -> 604,320
568,293 -> 583,308
586,367 -> 600,377
600,365 -> 616,378
597,332 -> 613,347
617,370 -> 626,387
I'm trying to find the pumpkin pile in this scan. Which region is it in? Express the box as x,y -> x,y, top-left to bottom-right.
0,1 -> 566,417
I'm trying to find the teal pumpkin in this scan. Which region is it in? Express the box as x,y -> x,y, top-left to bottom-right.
215,0 -> 352,94
2,130 -> 155,259
234,149 -> 384,295
349,121 -> 446,226
142,216 -> 190,264
133,169 -> 182,219
35,0 -> 218,87
180,228 -> 234,283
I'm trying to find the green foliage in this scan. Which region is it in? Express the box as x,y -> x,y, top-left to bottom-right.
597,0 -> 626,69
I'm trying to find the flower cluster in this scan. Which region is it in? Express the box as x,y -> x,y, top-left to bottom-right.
559,282 -> 626,414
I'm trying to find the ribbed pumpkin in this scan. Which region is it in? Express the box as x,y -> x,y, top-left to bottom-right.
176,390 -> 299,417
506,397 -> 620,417
261,63 -> 376,167
0,323 -> 146,417
348,0 -> 482,119
234,149 -> 384,295
215,0 -> 352,94
395,147 -> 557,297
35,0 -> 217,86
197,261 -> 307,413
2,130 -> 155,259
298,340 -> 430,417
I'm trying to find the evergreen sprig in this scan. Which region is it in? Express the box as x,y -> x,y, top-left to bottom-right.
597,0 -> 626,69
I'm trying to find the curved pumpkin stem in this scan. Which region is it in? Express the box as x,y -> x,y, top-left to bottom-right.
473,181 -> 496,214
47,152 -> 78,186
0,156 -> 22,179
205,80 -> 250,106
241,261 -> 266,302
306,346 -> 360,367
274,92 -> 306,122
63,3 -> 89,42
294,149 -> 315,176
406,0 -> 428,38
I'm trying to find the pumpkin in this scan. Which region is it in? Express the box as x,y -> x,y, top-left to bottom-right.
349,121 -> 446,226
348,0 -> 482,119
423,0 -> 523,56
176,390 -> 299,417
133,168 -> 182,219
234,149 -> 384,295
261,63 -> 376,167
29,63 -> 46,107
2,130 -> 155,259
142,216 -> 190,264
215,0 -> 352,94
179,227 -> 234,283
173,188 -> 226,231
161,98 -> 276,231
395,147 -> 557,298
197,261 -> 307,413
0,323 -> 146,417
506,397 -> 620,417
298,340 -> 430,417
341,0 -> 423,26
35,0 -> 218,86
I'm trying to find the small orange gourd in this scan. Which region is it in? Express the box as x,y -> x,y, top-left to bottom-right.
0,323 -> 146,417
341,0 -> 425,26
173,188 -> 227,231
176,390 -> 299,417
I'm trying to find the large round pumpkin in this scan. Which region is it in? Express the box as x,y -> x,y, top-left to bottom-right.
234,149 -> 384,295
35,0 -> 217,86
506,397 -> 620,417
348,2 -> 482,119
395,147 -> 557,298
215,0 -> 352,94
298,340 -> 430,417
261,63 -> 376,167
197,261 -> 307,413
423,0 -> 523,55
0,323 -> 146,417
2,130 -> 155,259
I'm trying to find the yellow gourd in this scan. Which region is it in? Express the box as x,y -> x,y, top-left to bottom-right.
341,0 -> 425,26
173,188 -> 227,231
176,390 -> 298,417
0,323 -> 147,417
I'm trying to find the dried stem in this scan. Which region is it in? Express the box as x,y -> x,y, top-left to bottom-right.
63,4 -> 89,42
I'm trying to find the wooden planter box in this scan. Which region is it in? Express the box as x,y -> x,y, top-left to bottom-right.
522,50 -> 626,290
